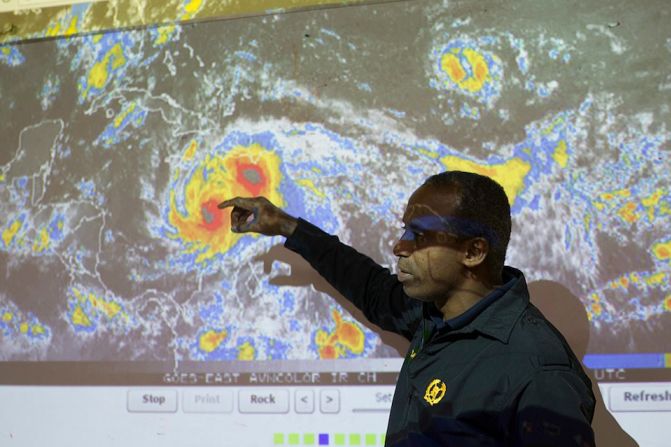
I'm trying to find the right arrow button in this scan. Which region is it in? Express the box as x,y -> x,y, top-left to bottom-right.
320,389 -> 340,414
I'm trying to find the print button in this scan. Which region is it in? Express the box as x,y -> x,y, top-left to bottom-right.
183,389 -> 234,413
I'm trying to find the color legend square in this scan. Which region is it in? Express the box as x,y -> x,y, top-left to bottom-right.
273,431 -> 385,446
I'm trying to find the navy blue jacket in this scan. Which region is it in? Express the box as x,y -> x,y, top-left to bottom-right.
285,218 -> 595,446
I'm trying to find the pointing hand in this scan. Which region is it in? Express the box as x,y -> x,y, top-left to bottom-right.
217,196 -> 298,237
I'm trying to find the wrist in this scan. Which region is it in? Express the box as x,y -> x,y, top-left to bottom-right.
279,216 -> 298,238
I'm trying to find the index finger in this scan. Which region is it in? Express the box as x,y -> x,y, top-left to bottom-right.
217,197 -> 254,210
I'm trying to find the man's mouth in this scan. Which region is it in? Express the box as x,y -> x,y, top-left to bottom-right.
397,265 -> 414,282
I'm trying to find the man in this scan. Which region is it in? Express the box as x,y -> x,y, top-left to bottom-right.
219,171 -> 596,446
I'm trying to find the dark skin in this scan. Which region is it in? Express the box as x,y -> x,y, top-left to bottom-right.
218,183 -> 502,320
393,183 -> 503,318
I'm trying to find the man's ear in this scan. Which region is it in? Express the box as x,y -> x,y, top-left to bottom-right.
462,237 -> 489,268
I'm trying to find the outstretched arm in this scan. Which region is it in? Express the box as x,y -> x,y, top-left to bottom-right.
218,196 -> 422,339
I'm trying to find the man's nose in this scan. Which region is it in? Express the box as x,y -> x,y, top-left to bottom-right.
393,239 -> 413,257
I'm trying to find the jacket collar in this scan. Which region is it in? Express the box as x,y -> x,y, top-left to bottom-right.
434,266 -> 529,343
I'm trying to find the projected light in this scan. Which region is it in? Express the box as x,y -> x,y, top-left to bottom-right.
0,0 -> 668,446
0,0 -> 106,13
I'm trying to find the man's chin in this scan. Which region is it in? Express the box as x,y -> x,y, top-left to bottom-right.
401,284 -> 435,302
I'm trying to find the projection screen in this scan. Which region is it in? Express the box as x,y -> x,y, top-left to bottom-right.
0,0 -> 669,446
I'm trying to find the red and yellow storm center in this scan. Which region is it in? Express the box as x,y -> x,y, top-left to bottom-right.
441,47 -> 490,93
315,309 -> 365,359
169,142 -> 284,263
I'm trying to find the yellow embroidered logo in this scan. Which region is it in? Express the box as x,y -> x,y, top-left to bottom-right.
424,379 -> 447,406
409,349 -> 417,359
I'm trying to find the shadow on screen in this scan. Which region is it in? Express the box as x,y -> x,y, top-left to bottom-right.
528,280 -> 638,447
255,244 -> 410,355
